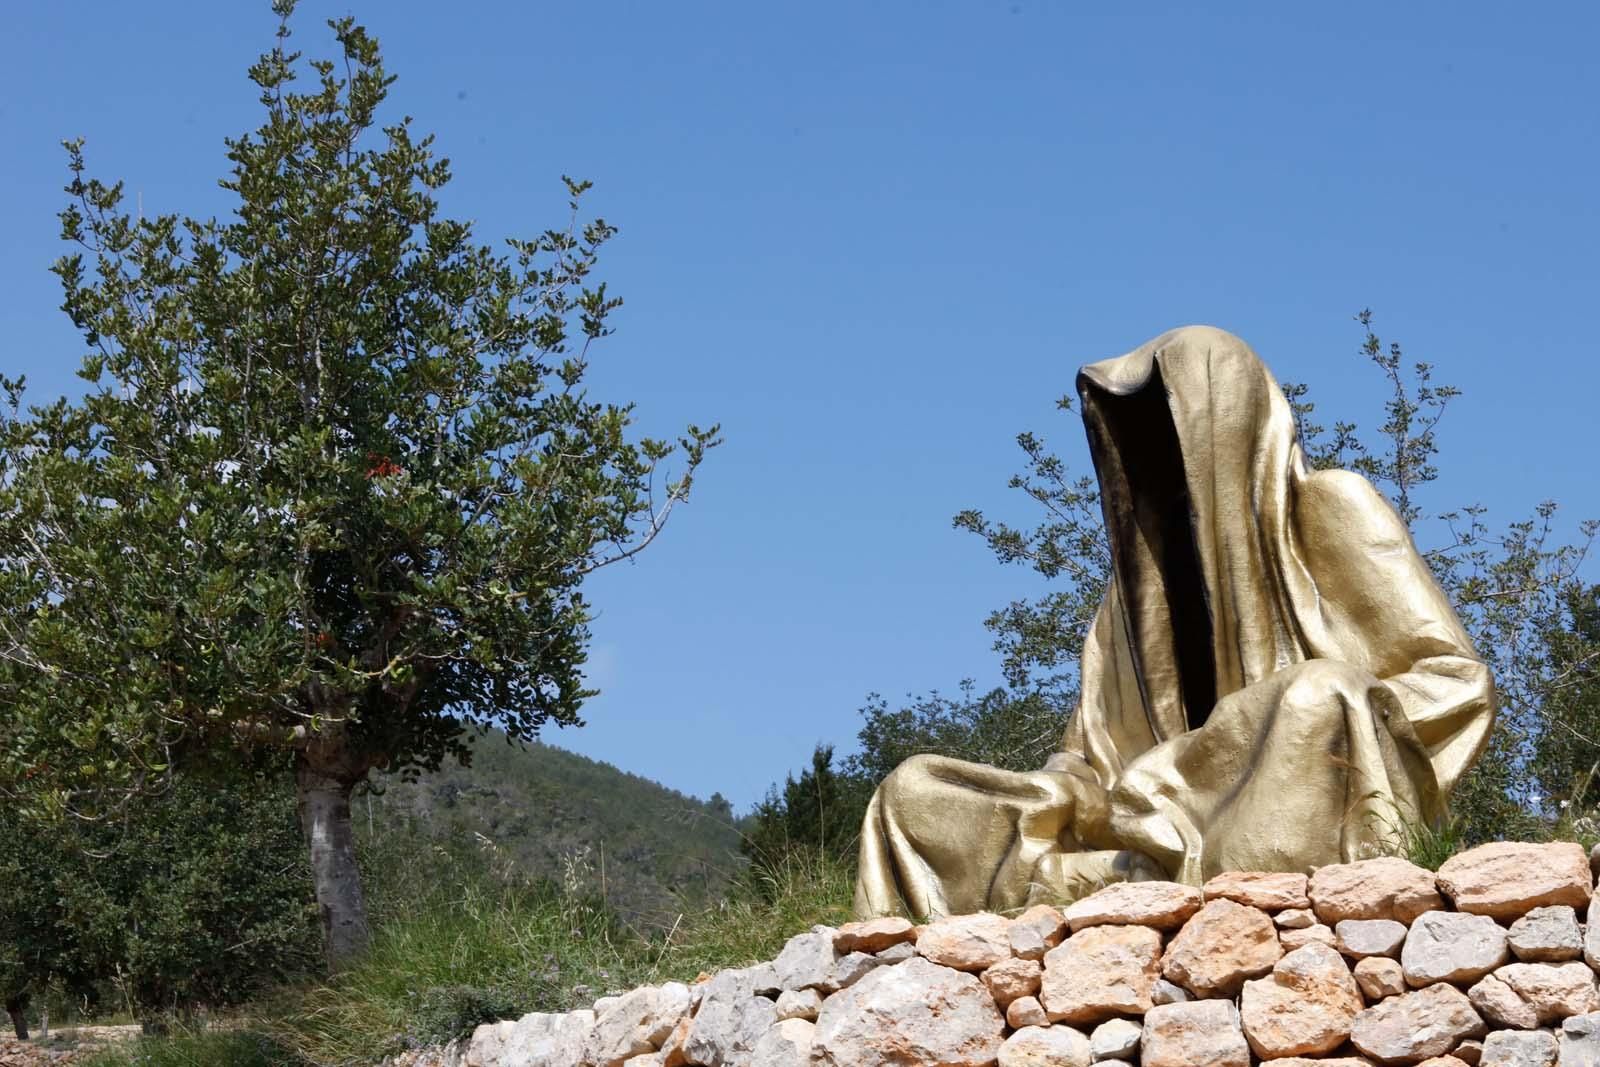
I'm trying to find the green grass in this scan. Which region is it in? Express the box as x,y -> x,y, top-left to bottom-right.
79,1030 -> 301,1067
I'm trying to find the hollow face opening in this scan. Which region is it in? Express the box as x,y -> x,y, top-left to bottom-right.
1084,362 -> 1218,729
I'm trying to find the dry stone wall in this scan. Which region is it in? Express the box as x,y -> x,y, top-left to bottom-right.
454,840 -> 1600,1067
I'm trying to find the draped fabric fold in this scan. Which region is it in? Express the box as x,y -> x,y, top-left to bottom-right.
854,326 -> 1494,920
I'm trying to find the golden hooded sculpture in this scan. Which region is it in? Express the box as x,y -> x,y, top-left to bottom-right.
855,326 -> 1495,920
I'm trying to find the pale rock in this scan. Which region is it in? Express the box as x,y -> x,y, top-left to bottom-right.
980,956 -> 1042,1008
749,962 -> 780,997
998,1024 -> 1093,1067
1276,907 -> 1316,929
1140,1000 -> 1250,1067
874,942 -> 917,963
773,988 -> 822,1022
1339,919 -> 1411,959
464,1020 -> 514,1067
834,916 -> 916,954
595,996 -> 622,1016
1150,978 -> 1191,1005
1260,1060 -> 1377,1067
812,956 -> 1004,1067
1310,857 -> 1445,924
772,927 -> 838,992
1161,897 -> 1282,998
1479,1029 -> 1557,1067
1064,881 -> 1203,932
1403,911 -> 1511,986
917,911 -> 1013,972
504,1010 -> 595,1067
1438,843 -> 1592,920
1239,941 -> 1364,1057
1041,923 -> 1163,1024
1562,1011 -> 1600,1067
1417,1058 -> 1473,1067
827,952 -> 879,992
660,1014 -> 692,1067
624,1055 -> 665,1067
1008,904 -> 1067,960
1456,1040 -> 1484,1065
586,984 -> 693,1067
1470,962 -> 1600,1029
1005,995 -> 1049,1029
1089,1017 -> 1142,1060
1350,983 -> 1486,1064
1281,923 -> 1340,951
1509,907 -> 1584,963
683,968 -> 778,1067
1592,842 -> 1600,879
1203,870 -> 1311,911
749,1018 -> 814,1067
1355,956 -> 1409,1000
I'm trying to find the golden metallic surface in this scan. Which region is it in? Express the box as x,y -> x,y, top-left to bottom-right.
855,326 -> 1495,920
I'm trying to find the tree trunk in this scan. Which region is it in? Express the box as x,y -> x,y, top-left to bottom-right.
5,994 -> 27,1041
295,758 -> 371,970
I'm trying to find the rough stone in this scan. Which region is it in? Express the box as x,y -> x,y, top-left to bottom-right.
772,927 -> 838,991
1310,857 -> 1445,925
502,1010 -> 594,1067
1140,1000 -> 1250,1067
1402,910 -> 1511,986
1161,898 -> 1282,997
1470,962 -> 1600,1029
1437,842 -> 1592,920
773,987 -> 822,1022
749,1018 -> 814,1067
1509,906 -> 1583,963
660,1014 -> 692,1067
1275,907 -> 1316,929
834,916 -> 916,955
1350,983 -> 1486,1065
1455,1040 -> 1484,1066
980,956 -> 1042,1008
1562,1011 -> 1600,1067
1089,1017 -> 1142,1060
874,942 -> 917,964
1041,923 -> 1163,1024
1063,880 -> 1204,932
1150,978 -> 1191,1005
917,911 -> 1013,972
465,1020 -> 513,1067
1005,995 -> 1049,1029
1355,956 -> 1408,1000
827,952 -> 879,992
1203,870 -> 1311,911
1339,919 -> 1411,959
1008,904 -> 1067,960
683,968 -> 778,1067
1258,1060 -> 1377,1067
1239,941 -> 1364,1057
1282,923 -> 1340,951
587,984 -> 693,1066
1479,1029 -> 1556,1067
997,1025 -> 1093,1067
812,956 -> 1004,1067
1416,1059 -> 1472,1067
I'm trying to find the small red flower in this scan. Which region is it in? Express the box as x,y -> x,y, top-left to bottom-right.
364,452 -> 403,478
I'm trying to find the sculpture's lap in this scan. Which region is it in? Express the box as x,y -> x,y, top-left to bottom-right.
852,753 -> 1161,920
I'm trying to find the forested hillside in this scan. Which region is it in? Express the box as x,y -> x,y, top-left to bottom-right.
363,733 -> 746,928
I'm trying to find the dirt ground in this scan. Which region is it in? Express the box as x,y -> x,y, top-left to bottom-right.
0,1025 -> 140,1066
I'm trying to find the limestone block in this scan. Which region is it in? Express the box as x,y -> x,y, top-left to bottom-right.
980,956 -> 1042,1008
1150,978 -> 1191,1005
1089,1017 -> 1141,1060
1276,907 -> 1316,929
1479,1029 -> 1557,1067
1437,842 -> 1592,920
1469,962 -> 1600,1029
772,927 -> 838,991
1162,898 -> 1282,998
683,968 -> 777,1067
1338,919 -> 1410,959
749,1018 -> 814,1067
1008,904 -> 1067,960
1140,1000 -> 1250,1067
811,956 -> 1004,1067
834,916 -> 915,954
826,952 -> 879,992
874,942 -> 916,963
917,912 -> 1013,972
1063,880 -> 1203,932
586,984 -> 693,1066
1203,870 -> 1311,911
1509,906 -> 1583,963
1561,1011 -> 1600,1067
1005,994 -> 1048,1028
997,1024 -> 1093,1067
1402,911 -> 1511,986
1239,941 -> 1364,1057
773,988 -> 822,1022
1310,857 -> 1444,925
1350,983 -> 1486,1064
1041,923 -> 1163,1023
1282,923 -> 1340,951
1354,956 -> 1408,1000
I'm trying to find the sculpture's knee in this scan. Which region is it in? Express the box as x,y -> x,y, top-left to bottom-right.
1281,660 -> 1374,708
877,753 -> 944,813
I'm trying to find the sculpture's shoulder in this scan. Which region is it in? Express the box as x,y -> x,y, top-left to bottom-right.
1294,466 -> 1416,558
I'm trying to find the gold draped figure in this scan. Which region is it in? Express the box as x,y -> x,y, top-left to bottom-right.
854,326 -> 1495,920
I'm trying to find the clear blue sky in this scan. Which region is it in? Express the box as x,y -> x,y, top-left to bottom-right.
5,3 -> 1598,810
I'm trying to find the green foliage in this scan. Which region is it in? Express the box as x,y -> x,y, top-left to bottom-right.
742,746 -> 859,880
407,985 -> 522,1047
0,770 -> 317,1028
80,1029 -> 302,1067
0,2 -> 715,822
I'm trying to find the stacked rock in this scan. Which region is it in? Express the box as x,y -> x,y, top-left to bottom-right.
458,840 -> 1600,1067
